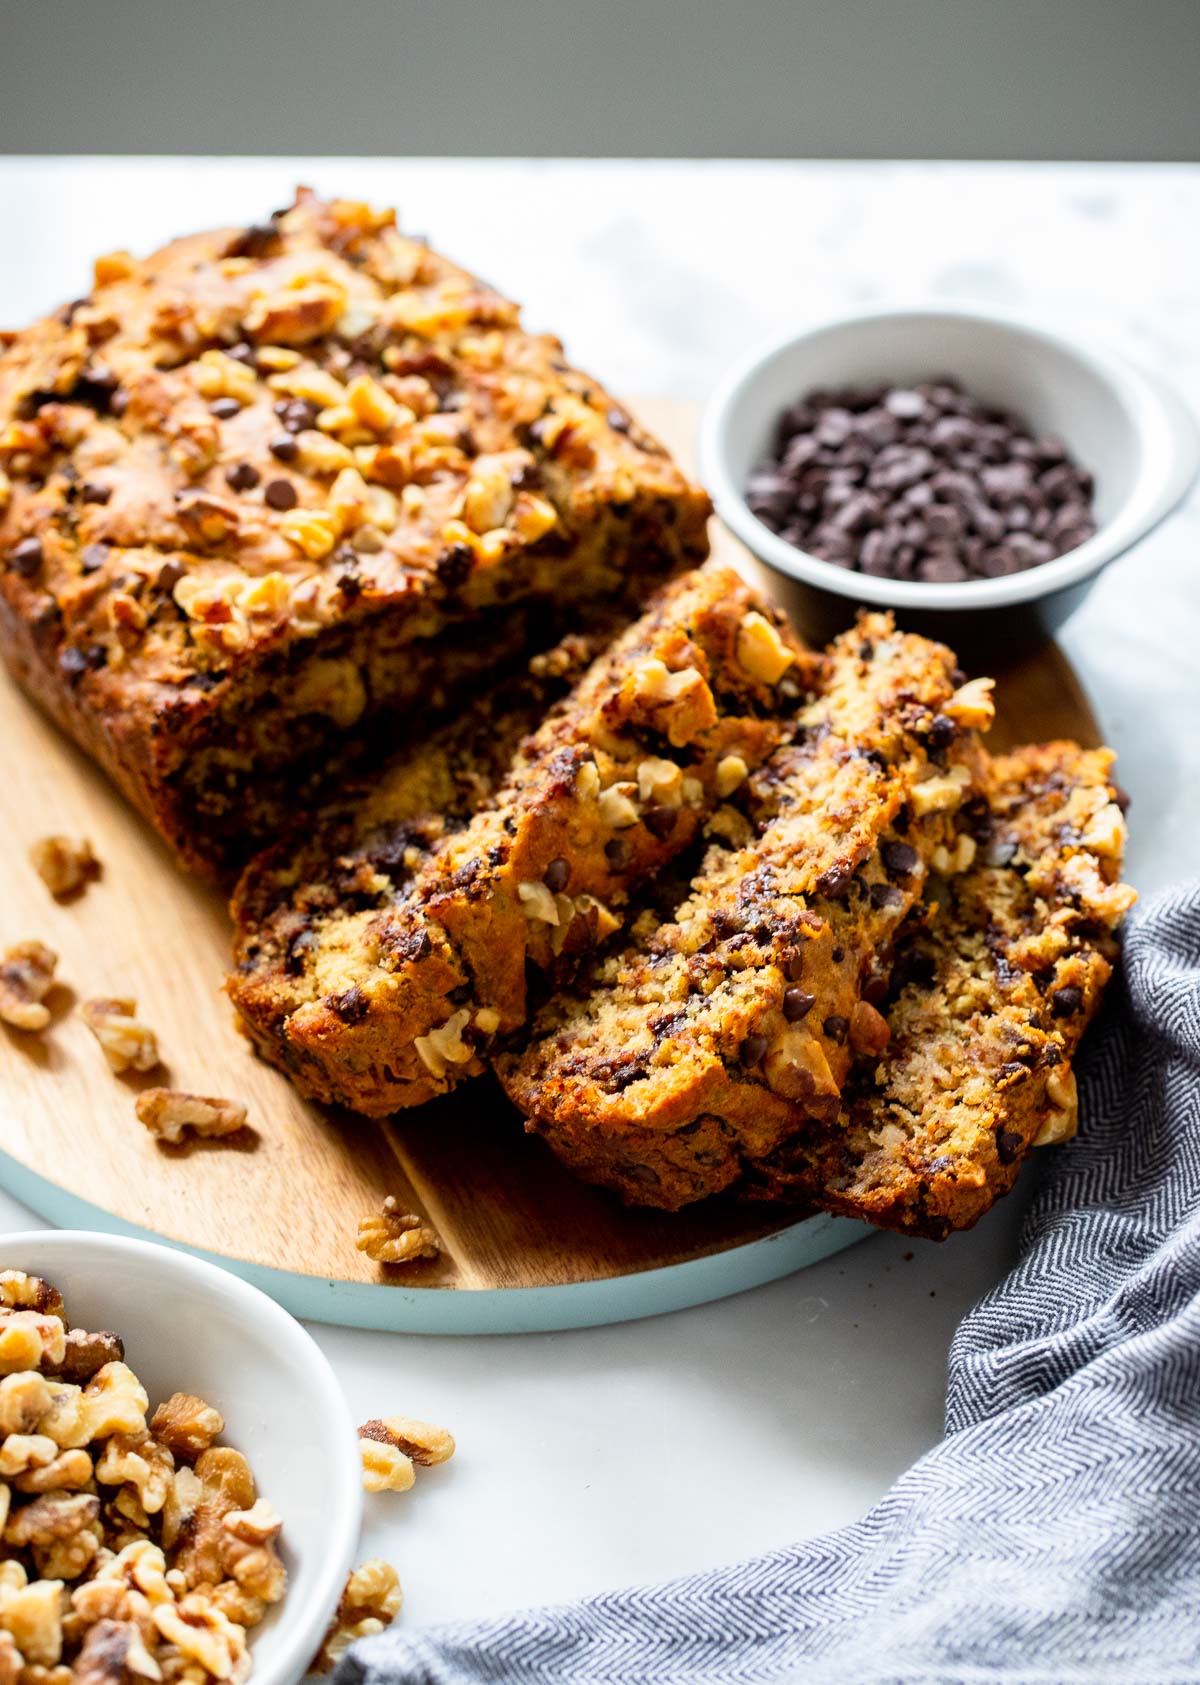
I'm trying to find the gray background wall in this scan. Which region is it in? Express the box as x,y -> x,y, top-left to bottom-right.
1,0 -> 1197,160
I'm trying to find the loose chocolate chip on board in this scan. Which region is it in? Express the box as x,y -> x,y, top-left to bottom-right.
748,379 -> 1097,584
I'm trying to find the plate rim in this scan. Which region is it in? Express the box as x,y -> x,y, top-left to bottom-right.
0,1142 -> 868,1334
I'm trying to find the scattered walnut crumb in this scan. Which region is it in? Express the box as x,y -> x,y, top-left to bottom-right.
0,1270 -> 286,1679
359,1437 -> 414,1494
28,837 -> 99,901
0,942 -> 58,1032
355,1198 -> 440,1266
358,1412 -> 455,1495
310,1559 -> 402,1674
134,1089 -> 247,1146
359,1415 -> 455,1468
80,998 -> 161,1075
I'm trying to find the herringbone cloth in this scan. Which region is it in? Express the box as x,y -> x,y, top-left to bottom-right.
340,882 -> 1200,1685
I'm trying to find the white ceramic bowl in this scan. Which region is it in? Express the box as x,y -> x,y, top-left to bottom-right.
700,307 -> 1199,634
4,1231 -> 362,1685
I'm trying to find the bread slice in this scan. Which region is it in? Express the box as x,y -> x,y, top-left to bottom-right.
228,565 -> 822,1114
498,615 -> 993,1210
744,740 -> 1136,1235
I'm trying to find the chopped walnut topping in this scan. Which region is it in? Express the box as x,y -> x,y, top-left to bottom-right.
310,1560 -> 402,1674
356,1199 -> 440,1266
1035,1065 -> 1079,1146
636,757 -> 683,809
932,834 -> 977,876
0,942 -> 57,1032
597,782 -> 639,829
714,755 -> 749,798
943,676 -> 996,732
150,1396 -> 224,1464
735,612 -> 793,685
134,1091 -> 247,1147
81,999 -> 161,1076
29,837 -> 99,901
517,881 -> 560,925
412,1008 -> 473,1079
910,762 -> 972,818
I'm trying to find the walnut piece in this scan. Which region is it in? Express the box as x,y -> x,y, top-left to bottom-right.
150,1394 -> 224,1463
134,1090 -> 247,1146
81,999 -> 161,1075
356,1199 -> 440,1266
310,1560 -> 403,1674
0,942 -> 57,1032
358,1415 -> 455,1468
28,836 -> 100,901
358,1439 -> 414,1494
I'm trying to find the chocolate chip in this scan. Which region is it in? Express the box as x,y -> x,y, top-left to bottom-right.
741,1034 -> 768,1067
543,857 -> 569,892
604,837 -> 629,869
80,481 -> 112,504
606,407 -> 631,434
996,1129 -> 1023,1165
435,544 -> 474,588
748,378 -> 1097,586
1051,985 -> 1083,1018
275,398 -> 319,434
155,560 -> 185,595
269,434 -> 299,463
881,839 -> 920,878
328,985 -> 369,1024
642,805 -> 677,840
448,984 -> 472,1006
209,397 -> 242,420
783,987 -> 816,1022
815,862 -> 852,898
80,543 -> 109,574
823,1015 -> 849,1045
226,341 -> 257,367
284,928 -> 317,976
264,478 -> 298,511
225,461 -> 260,492
868,881 -> 905,909
9,536 -> 43,578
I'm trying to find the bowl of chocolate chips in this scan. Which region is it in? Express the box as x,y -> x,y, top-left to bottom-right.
701,307 -> 1198,641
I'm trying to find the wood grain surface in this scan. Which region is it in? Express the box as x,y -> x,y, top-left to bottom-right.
0,400 -> 1101,1296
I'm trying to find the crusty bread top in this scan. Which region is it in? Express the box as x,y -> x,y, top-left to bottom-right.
0,189 -> 707,726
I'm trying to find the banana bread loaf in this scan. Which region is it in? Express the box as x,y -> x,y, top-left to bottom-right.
0,190 -> 709,879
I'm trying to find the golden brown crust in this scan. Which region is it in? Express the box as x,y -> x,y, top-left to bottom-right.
228,566 -> 822,1114
0,191 -> 709,878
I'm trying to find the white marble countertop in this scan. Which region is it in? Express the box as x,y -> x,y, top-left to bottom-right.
0,159 -> 1197,1632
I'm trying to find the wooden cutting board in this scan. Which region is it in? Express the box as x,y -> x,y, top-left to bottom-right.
0,400 -> 1100,1332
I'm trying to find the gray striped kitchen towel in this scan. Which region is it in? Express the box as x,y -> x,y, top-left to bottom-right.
340,880 -> 1200,1685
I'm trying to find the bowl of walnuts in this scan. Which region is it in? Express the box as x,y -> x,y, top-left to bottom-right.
0,1230 -> 363,1685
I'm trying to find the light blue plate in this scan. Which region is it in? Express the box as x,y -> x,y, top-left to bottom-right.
0,1145 -> 866,1334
